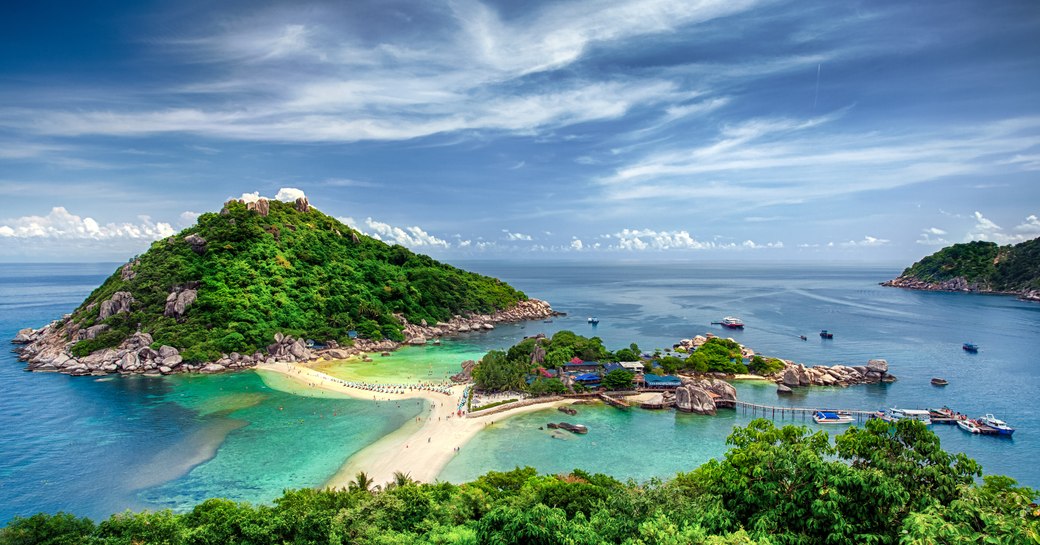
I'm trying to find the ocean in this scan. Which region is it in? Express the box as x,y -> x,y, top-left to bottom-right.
2,261 -> 1038,522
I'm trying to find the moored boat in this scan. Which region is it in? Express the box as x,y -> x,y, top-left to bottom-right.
963,342 -> 979,353
928,406 -> 967,424
930,377 -> 948,386
813,410 -> 855,424
587,317 -> 599,325
820,330 -> 833,339
977,414 -> 1015,435
888,408 -> 932,425
719,316 -> 744,329
957,419 -> 983,434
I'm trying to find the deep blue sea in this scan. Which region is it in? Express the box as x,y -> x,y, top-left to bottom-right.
2,261 -> 1038,523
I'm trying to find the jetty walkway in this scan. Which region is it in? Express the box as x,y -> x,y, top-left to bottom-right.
733,400 -> 876,422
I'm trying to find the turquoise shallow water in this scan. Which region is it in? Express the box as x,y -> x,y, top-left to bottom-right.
2,261 -> 1039,523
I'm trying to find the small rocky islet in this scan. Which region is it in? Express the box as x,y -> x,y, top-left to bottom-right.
10,196 -> 556,376
881,237 -> 1040,302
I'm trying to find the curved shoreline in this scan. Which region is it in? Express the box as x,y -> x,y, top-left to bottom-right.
255,360 -> 572,488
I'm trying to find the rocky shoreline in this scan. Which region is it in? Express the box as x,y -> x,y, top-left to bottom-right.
882,275 -> 1040,303
11,299 -> 558,377
673,333 -> 896,394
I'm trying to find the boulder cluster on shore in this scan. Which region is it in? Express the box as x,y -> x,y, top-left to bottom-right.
11,298 -> 556,376
775,359 -> 895,394
674,377 -> 736,415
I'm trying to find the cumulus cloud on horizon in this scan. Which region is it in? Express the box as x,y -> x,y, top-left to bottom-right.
966,211 -> 1039,244
609,228 -> 782,251
0,207 -> 176,240
236,187 -> 308,204
338,216 -> 450,249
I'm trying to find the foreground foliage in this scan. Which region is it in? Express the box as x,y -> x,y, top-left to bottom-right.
5,420 -> 1036,545
67,199 -> 528,362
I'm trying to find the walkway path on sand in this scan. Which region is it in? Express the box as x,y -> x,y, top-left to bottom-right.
256,361 -> 572,488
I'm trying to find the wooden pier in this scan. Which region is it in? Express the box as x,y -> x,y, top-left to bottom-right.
732,400 -> 876,422
598,392 -> 631,409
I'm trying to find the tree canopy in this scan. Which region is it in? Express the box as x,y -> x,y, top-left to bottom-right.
4,420 -> 1035,545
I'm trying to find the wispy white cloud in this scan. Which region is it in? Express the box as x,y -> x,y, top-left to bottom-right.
502,229 -> 533,241
916,227 -> 949,246
598,115 -> 1040,207
0,1 -> 755,144
0,207 -> 175,240
838,236 -> 889,247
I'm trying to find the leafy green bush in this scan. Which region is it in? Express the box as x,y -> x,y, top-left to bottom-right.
471,399 -> 519,412
747,355 -> 784,375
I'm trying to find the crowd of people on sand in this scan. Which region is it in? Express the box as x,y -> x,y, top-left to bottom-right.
282,364 -> 455,396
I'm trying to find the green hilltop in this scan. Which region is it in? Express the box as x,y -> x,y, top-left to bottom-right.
887,237 -> 1040,295
67,197 -> 528,363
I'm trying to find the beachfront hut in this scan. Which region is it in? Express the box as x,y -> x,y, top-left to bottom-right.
602,362 -> 625,374
643,374 -> 682,390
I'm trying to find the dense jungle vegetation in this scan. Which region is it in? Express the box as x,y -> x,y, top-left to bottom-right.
3,419 -> 1036,544
66,199 -> 528,362
898,237 -> 1040,291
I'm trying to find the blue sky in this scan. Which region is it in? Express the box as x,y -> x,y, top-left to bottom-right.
1,0 -> 1038,262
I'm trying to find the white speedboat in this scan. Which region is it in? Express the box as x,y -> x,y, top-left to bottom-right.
957,419 -> 982,434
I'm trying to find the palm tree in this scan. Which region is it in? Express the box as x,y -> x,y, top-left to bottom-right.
349,471 -> 374,493
389,471 -> 414,489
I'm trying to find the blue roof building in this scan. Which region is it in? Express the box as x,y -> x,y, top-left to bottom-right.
643,374 -> 682,389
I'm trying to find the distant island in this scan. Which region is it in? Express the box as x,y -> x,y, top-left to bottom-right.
883,237 -> 1040,302
12,196 -> 554,375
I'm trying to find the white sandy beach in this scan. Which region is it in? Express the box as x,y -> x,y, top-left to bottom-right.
256,360 -> 572,488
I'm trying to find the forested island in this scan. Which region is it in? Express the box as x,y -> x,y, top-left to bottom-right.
883,237 -> 1040,301
11,197 -> 553,375
3,420 -> 1035,544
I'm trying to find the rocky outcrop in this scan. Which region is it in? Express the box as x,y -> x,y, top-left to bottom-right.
776,359 -> 896,388
98,292 -> 134,320
294,197 -> 310,213
674,384 -> 717,415
882,275 -> 990,293
164,287 -> 197,318
451,360 -> 477,383
184,234 -> 207,255
883,275 -> 1040,304
245,198 -> 270,217
396,299 -> 556,346
120,259 -> 139,281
